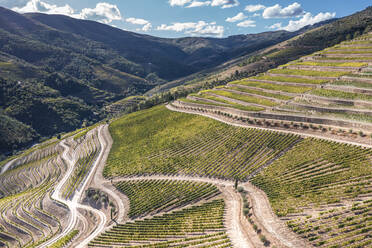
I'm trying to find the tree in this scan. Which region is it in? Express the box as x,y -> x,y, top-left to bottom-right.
111,206 -> 116,220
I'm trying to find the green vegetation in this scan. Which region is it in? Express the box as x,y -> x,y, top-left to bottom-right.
73,123 -> 100,141
253,75 -> 328,84
106,106 -> 301,180
115,179 -> 220,218
207,90 -> 277,107
227,86 -> 292,100
269,68 -> 349,78
89,200 -> 230,247
292,61 -> 368,67
188,94 -> 265,112
318,56 -> 372,61
179,97 -> 231,107
0,77 -> 101,155
252,139 -> 372,216
0,113 -> 38,156
50,230 -> 79,248
310,88 -> 372,101
333,80 -> 372,89
324,50 -> 372,54
287,200 -> 372,248
331,46 -> 372,50
286,104 -> 372,123
229,80 -> 312,93
342,40 -> 372,45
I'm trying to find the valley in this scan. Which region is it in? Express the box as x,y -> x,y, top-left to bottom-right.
0,4 -> 371,248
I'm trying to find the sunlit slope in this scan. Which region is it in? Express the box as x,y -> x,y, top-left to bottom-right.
173,33 -> 372,133
251,138 -> 372,248
105,105 -> 301,180
89,199 -> 231,247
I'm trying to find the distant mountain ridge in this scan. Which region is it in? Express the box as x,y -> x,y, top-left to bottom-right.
2,5 -> 361,157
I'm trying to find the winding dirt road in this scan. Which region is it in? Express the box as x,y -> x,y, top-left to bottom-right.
89,125 -> 128,224
38,140 -> 79,248
36,105 -> 316,248
242,182 -> 311,248
38,126 -> 108,248
112,175 -> 306,248
0,159 -> 16,175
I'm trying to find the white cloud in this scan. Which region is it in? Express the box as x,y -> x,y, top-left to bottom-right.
237,20 -> 256,28
169,0 -> 192,6
211,0 -> 239,9
263,2 -> 304,19
79,2 -> 122,24
268,22 -> 282,29
126,17 -> 149,25
245,4 -> 265,12
226,12 -> 246,23
157,21 -> 224,37
169,0 -> 238,9
142,23 -> 152,32
12,0 -> 122,24
12,0 -> 74,15
283,12 -> 336,31
126,17 -> 152,32
187,1 -> 211,8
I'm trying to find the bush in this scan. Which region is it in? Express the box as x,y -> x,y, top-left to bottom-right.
259,234 -> 270,246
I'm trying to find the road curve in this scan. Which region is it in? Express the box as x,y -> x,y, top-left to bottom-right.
112,175 -> 256,248
223,186 -> 253,248
0,158 -> 16,175
243,182 -> 311,248
38,125 -> 108,248
91,125 -> 127,224
38,140 -> 78,248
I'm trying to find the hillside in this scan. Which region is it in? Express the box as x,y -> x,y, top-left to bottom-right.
171,32 -> 372,145
0,36 -> 371,247
149,6 -> 372,95
0,7 -> 311,157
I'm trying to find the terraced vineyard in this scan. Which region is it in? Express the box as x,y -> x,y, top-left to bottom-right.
105,105 -> 301,180
287,200 -> 372,248
0,125 -> 106,248
89,199 -> 231,247
172,33 -> 372,138
251,138 -> 372,216
1,19 -> 372,248
62,129 -> 101,199
0,146 -> 67,247
115,179 -> 220,218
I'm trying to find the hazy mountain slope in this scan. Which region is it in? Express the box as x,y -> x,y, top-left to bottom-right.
0,5 -> 359,156
150,7 -> 371,95
27,12 -> 298,79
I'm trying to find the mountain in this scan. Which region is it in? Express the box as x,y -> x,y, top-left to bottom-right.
3,5 -> 368,157
24,12 -> 300,79
0,7 -> 313,157
149,6 -> 372,95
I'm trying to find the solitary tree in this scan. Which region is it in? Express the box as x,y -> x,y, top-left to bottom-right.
111,206 -> 116,220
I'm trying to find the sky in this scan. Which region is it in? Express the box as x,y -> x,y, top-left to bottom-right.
0,0 -> 371,38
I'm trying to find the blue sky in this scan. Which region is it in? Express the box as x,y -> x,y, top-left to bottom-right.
1,0 -> 371,38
